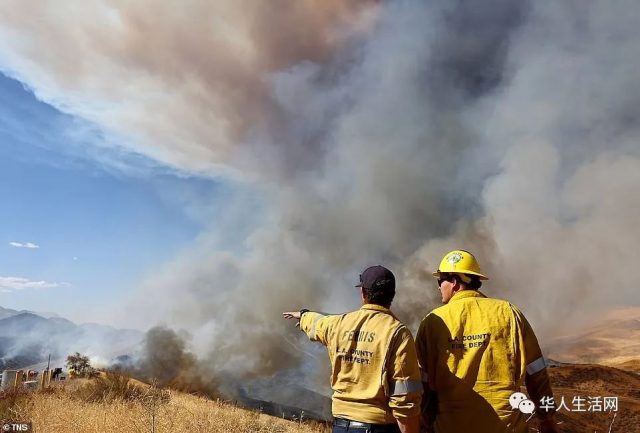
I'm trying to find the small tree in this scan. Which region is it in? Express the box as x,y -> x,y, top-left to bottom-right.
66,352 -> 96,377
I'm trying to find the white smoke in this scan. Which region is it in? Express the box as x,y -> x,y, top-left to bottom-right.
1,0 -> 639,387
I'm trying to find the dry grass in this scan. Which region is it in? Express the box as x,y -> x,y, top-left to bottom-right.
607,358 -> 640,374
547,364 -> 640,433
0,388 -> 31,423
9,382 -> 330,433
70,370 -> 164,404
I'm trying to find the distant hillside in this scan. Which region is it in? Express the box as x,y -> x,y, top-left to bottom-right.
0,306 -> 19,320
0,308 -> 142,371
547,364 -> 640,433
542,307 -> 640,430
0,312 -> 77,336
545,306 -> 640,369
0,306 -> 62,320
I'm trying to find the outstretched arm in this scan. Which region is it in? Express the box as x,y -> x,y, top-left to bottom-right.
283,309 -> 333,345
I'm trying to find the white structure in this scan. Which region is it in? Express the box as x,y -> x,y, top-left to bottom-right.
0,370 -> 18,391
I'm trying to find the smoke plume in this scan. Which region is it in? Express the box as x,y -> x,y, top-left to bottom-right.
2,0 -> 639,401
130,326 -> 219,396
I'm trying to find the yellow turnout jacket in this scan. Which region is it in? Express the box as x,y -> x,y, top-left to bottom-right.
300,304 -> 422,424
416,290 -> 554,433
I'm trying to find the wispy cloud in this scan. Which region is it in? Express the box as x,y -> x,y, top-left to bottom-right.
9,241 -> 40,249
0,276 -> 66,292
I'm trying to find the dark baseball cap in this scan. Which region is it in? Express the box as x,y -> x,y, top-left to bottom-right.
355,265 -> 395,292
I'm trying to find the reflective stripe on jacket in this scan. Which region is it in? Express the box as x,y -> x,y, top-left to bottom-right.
299,304 -> 422,424
415,290 -> 554,433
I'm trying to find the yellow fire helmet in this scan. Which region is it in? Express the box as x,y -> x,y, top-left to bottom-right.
432,250 -> 489,280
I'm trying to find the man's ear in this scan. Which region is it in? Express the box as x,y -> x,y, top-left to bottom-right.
452,277 -> 462,290
360,287 -> 367,301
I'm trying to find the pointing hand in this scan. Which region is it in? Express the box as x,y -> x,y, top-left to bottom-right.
282,311 -> 302,320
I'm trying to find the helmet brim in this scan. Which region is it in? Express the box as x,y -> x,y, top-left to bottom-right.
432,270 -> 489,280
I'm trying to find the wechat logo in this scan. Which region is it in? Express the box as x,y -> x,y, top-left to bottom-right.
509,392 -> 535,414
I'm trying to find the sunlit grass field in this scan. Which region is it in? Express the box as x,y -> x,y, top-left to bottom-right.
1,374 -> 331,433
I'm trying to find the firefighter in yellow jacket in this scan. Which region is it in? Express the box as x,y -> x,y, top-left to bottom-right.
416,250 -> 558,433
283,265 -> 422,433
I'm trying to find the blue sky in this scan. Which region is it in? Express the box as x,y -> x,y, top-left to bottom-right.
0,73 -> 239,324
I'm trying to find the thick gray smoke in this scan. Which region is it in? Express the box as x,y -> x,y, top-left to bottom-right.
129,326 -> 220,395
1,0 -> 639,400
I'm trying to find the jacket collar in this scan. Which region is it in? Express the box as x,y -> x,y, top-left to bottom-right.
449,290 -> 487,302
361,303 -> 394,315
